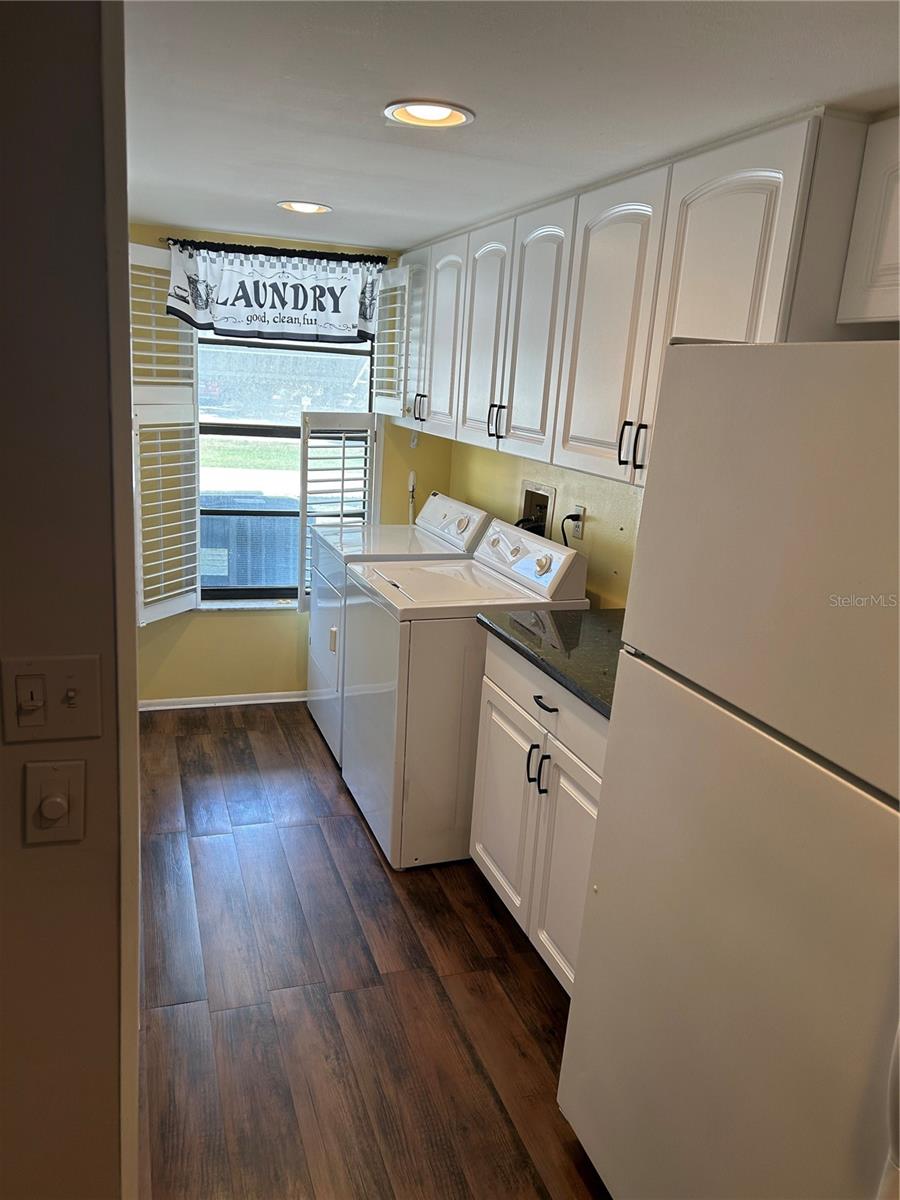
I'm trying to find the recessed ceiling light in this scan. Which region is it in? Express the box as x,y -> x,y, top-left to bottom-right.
384,100 -> 475,128
277,200 -> 332,214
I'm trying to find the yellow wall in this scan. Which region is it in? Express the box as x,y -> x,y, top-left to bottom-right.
133,223 -> 640,700
449,442 -> 642,608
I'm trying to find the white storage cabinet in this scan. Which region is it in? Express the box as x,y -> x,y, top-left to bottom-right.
470,634 -> 607,992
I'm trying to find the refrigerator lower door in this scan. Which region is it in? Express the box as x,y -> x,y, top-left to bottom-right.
623,341 -> 898,797
558,652 -> 899,1200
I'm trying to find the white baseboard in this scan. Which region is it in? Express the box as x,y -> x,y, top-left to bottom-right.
139,689 -> 312,711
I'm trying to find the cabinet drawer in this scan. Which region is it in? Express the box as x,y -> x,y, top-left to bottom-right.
485,634 -> 608,777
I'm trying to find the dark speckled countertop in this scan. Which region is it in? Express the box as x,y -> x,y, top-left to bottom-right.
476,608 -> 626,719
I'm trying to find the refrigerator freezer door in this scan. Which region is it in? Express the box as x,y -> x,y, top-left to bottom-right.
624,341 -> 898,797
558,652 -> 899,1200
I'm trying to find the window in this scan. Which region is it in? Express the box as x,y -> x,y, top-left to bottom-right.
197,339 -> 372,600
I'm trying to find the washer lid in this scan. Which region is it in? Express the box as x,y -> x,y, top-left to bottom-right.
348,558 -> 542,619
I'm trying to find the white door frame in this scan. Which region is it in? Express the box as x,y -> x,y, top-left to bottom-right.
101,6 -> 141,1197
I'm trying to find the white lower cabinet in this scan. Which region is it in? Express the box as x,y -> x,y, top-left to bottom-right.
470,678 -> 543,930
470,639 -> 607,993
529,735 -> 601,990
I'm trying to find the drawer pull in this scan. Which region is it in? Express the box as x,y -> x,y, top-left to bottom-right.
533,694 -> 559,714
525,742 -> 540,783
536,752 -> 551,796
328,626 -> 338,653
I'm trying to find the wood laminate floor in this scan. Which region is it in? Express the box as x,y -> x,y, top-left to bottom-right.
139,702 -> 609,1200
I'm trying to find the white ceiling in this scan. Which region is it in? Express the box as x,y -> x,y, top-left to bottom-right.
124,1 -> 899,252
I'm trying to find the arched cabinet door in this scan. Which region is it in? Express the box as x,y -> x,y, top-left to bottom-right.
457,218 -> 514,448
422,233 -> 467,439
553,167 -> 669,481
839,115 -> 900,323
500,198 -> 575,462
395,245 -> 431,429
638,119 -> 814,484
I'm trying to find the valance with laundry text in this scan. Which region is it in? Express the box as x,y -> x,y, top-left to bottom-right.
166,239 -> 386,342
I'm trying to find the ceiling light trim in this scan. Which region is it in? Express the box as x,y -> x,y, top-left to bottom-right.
277,200 -> 333,214
384,99 -> 475,128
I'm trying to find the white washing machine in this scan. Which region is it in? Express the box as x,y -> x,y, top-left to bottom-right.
307,492 -> 490,763
341,519 -> 589,869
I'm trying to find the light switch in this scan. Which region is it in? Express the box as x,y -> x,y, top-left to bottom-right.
24,760 -> 85,844
1,656 -> 101,743
15,674 -> 46,726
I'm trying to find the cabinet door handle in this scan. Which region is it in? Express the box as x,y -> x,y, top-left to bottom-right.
525,742 -> 540,783
411,393 -> 420,421
418,393 -> 428,423
486,402 -> 497,439
328,626 -> 338,654
494,403 -> 507,441
536,752 -> 550,796
617,419 -> 634,466
632,422 -> 648,470
533,694 -> 559,714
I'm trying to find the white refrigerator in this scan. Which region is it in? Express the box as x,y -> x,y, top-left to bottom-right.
558,342 -> 899,1200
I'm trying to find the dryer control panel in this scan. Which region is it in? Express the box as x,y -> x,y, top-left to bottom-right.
416,493 -> 490,552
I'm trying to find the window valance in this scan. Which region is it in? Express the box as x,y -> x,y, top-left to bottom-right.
166,238 -> 387,343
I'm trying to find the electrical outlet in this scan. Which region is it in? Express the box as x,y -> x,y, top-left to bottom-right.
571,505 -> 586,540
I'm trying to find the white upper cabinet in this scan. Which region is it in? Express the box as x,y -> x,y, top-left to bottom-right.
395,245 -> 430,429
839,116 -> 900,322
456,218 -> 515,448
661,121 -> 812,344
637,119 -> 814,482
553,167 -> 670,481
422,233 -> 467,439
499,198 -> 575,461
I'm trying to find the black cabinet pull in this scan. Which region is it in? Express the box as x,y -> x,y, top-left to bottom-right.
533,694 -> 559,714
525,742 -> 540,783
418,394 -> 428,423
633,422 -> 648,470
412,393 -> 421,421
486,402 -> 497,439
617,419 -> 634,466
536,752 -> 550,796
494,403 -> 507,440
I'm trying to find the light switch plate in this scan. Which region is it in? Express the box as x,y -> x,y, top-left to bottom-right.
1,655 -> 101,743
24,760 -> 86,844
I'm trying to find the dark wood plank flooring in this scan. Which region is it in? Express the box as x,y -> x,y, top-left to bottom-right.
140,702 -> 609,1200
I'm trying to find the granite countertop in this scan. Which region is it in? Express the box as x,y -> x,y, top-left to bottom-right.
476,608 -> 627,719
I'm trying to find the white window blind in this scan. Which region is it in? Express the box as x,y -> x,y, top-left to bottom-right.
130,243 -> 200,625
130,247 -> 195,391
372,265 -> 408,417
134,403 -> 200,625
298,413 -> 377,607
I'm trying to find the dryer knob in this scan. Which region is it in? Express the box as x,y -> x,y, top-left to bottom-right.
535,553 -> 553,576
455,516 -> 470,532
510,545 -> 522,558
490,535 -> 501,548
